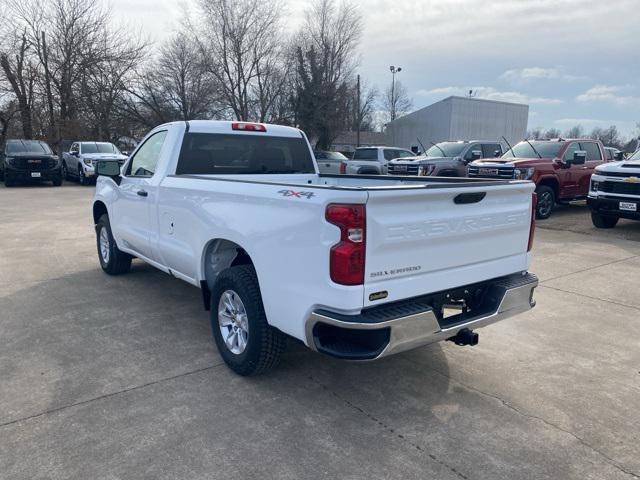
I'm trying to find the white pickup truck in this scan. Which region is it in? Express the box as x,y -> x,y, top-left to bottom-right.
92,120 -> 538,376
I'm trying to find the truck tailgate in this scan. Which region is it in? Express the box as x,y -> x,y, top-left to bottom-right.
364,182 -> 535,307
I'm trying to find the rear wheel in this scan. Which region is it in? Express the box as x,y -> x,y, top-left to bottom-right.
535,185 -> 555,219
591,211 -> 619,229
211,265 -> 286,376
96,214 -> 132,274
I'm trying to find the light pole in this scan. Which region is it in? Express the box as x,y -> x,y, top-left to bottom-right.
389,66 -> 402,121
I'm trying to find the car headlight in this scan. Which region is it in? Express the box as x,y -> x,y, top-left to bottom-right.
4,157 -> 15,166
590,180 -> 599,192
418,164 -> 436,176
513,167 -> 535,180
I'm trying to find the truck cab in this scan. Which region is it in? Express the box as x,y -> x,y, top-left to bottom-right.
469,138 -> 606,219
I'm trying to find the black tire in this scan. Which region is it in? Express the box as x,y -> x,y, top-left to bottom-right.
79,166 -> 88,185
591,211 -> 619,229
4,173 -> 15,187
52,171 -> 62,186
96,214 -> 132,275
211,265 -> 286,376
0,167 -> 4,181
535,185 -> 555,219
62,161 -> 69,180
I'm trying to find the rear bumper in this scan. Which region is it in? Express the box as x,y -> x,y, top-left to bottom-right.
588,196 -> 640,220
305,272 -> 538,360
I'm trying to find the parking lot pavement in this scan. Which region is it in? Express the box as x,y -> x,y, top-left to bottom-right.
1,183 -> 639,480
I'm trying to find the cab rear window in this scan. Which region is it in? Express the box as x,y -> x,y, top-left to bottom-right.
353,148 -> 378,160
176,133 -> 315,175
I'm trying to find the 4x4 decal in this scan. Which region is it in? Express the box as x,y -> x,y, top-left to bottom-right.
278,189 -> 315,199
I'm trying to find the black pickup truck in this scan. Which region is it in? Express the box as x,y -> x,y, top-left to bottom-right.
0,139 -> 62,187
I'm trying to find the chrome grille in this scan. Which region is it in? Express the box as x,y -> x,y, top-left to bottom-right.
468,165 -> 514,179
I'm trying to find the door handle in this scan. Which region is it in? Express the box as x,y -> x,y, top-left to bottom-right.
137,190 -> 148,197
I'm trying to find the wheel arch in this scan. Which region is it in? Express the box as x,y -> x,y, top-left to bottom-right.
200,239 -> 255,311
537,177 -> 560,199
92,201 -> 108,225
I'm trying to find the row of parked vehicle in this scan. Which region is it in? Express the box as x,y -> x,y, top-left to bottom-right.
0,139 -> 128,187
318,138 -> 637,227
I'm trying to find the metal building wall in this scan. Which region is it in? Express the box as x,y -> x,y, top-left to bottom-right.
384,96 -> 529,150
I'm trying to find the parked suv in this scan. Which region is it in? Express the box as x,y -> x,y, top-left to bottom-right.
341,146 -> 414,175
469,138 -> 607,219
0,139 -> 62,187
62,141 -> 128,185
387,140 -> 502,177
588,150 -> 640,228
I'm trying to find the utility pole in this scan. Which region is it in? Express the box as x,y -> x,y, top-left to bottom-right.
389,66 -> 402,121
356,74 -> 361,147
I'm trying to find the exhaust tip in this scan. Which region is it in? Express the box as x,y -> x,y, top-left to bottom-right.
447,328 -> 479,347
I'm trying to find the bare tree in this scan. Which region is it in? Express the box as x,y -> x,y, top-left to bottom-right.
564,125 -> 584,138
0,32 -> 37,138
196,0 -> 285,121
382,79 -> 412,124
294,0 -> 363,148
542,128 -> 561,139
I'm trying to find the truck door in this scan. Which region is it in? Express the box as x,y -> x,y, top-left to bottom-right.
577,141 -> 603,196
558,142 -> 581,198
112,130 -> 168,261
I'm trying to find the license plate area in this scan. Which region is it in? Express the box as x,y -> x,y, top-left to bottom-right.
619,201 -> 637,212
31,172 -> 41,178
479,168 -> 498,176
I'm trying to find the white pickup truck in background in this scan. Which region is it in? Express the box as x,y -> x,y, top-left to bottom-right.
92,120 -> 538,376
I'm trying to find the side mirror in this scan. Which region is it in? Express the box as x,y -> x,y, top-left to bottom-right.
72,151 -> 79,157
614,151 -> 624,161
567,150 -> 586,165
471,150 -> 482,160
95,159 -> 122,182
494,149 -> 501,157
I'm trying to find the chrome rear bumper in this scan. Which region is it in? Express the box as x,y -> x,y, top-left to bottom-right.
306,272 -> 538,360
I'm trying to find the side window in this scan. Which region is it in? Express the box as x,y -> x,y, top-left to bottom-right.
126,131 -> 168,177
563,142 -> 580,161
606,149 -> 613,161
383,149 -> 396,161
397,150 -> 414,158
70,143 -> 79,154
481,143 -> 500,158
580,142 -> 602,161
464,145 -> 480,160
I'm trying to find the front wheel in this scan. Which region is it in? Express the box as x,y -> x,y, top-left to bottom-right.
62,162 -> 69,180
591,211 -> 619,229
96,214 -> 132,274
211,265 -> 286,376
79,166 -> 89,185
535,185 -> 555,219
4,173 -> 15,187
52,170 -> 62,186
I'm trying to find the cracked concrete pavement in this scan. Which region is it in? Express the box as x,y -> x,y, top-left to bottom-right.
1,183 -> 639,479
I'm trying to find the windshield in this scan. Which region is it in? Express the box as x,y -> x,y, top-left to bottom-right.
176,133 -> 315,175
502,141 -> 563,158
627,150 -> 640,161
6,140 -> 52,155
316,151 -> 347,161
81,142 -> 120,154
425,142 -> 467,158
352,148 -> 378,160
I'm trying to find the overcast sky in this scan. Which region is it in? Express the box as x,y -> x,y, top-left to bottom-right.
111,0 -> 640,139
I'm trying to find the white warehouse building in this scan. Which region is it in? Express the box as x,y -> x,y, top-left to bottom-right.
385,96 -> 529,151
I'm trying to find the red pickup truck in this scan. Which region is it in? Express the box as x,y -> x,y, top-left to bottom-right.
468,138 -> 607,219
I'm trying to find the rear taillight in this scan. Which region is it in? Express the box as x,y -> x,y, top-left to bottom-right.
528,192 -> 537,252
339,162 -> 347,174
326,204 -> 366,285
231,122 -> 266,132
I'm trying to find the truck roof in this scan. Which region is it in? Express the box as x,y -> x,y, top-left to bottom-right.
157,120 -> 304,138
